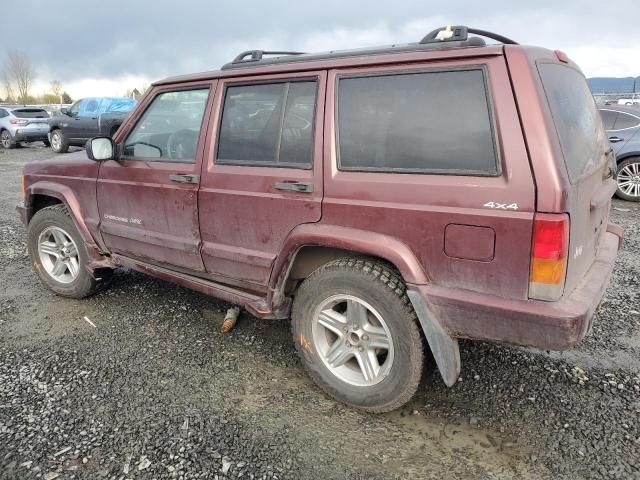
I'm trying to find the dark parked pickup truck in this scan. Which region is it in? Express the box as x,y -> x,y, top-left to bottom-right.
48,97 -> 137,153
18,26 -> 623,412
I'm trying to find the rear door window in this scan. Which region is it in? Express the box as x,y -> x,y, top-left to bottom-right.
217,80 -> 317,168
336,68 -> 499,175
538,63 -> 607,182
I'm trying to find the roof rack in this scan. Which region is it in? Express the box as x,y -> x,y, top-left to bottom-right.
221,25 -> 518,70
420,25 -> 518,46
230,50 -> 306,65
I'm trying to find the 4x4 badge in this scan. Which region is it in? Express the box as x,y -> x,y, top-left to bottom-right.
483,201 -> 519,210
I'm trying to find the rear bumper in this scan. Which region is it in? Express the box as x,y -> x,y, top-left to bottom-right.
409,227 -> 622,351
14,130 -> 49,142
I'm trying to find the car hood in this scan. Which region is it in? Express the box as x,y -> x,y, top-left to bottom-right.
23,150 -> 100,179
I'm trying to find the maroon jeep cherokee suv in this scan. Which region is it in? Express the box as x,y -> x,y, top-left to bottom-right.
18,26 -> 623,412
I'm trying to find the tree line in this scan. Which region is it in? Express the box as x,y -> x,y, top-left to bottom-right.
1,50 -> 73,105
2,50 -> 150,105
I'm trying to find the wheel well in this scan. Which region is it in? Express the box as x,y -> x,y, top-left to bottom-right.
30,194 -> 63,219
283,246 -> 399,294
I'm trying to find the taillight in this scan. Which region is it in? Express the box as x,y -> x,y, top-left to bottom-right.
529,213 -> 569,301
10,119 -> 28,125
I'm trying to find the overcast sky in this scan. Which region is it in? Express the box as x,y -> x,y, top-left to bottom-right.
3,0 -> 640,98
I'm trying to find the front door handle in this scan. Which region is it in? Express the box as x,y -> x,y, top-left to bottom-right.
273,181 -> 314,193
169,174 -> 199,184
609,136 -> 624,143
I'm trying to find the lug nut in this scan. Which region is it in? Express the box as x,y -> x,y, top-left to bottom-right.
362,334 -> 369,341
358,346 -> 364,352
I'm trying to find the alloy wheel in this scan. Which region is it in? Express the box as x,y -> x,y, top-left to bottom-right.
312,294 -> 394,386
37,226 -> 80,284
617,162 -> 640,198
51,132 -> 61,150
0,131 -> 10,148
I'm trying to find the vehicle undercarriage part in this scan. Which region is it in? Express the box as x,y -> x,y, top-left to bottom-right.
221,306 -> 241,333
406,290 -> 461,386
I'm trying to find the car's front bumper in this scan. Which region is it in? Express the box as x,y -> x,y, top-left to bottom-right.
408,225 -> 623,351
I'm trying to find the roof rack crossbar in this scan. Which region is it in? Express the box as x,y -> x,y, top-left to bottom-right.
231,50 -> 306,64
420,26 -> 518,45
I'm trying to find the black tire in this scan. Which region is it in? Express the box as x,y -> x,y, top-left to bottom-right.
292,258 -> 424,412
615,157 -> 640,202
50,129 -> 69,153
27,204 -> 112,298
0,130 -> 15,149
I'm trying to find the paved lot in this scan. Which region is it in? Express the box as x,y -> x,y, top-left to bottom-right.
0,144 -> 639,479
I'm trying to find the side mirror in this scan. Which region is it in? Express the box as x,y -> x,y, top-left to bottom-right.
86,137 -> 115,161
60,107 -> 71,116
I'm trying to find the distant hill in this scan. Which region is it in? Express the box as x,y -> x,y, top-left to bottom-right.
588,77 -> 639,94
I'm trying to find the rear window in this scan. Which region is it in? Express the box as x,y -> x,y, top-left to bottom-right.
12,109 -> 49,118
538,63 -> 607,182
336,69 -> 499,175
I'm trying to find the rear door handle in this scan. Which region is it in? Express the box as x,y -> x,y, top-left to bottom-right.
273,181 -> 314,193
609,136 -> 624,143
169,174 -> 199,184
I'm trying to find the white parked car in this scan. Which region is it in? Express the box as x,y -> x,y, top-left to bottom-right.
617,94 -> 640,106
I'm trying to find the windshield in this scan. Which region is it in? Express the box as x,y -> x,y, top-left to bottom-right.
538,63 -> 607,182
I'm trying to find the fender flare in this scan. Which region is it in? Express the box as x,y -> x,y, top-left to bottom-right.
268,223 -> 429,310
616,151 -> 640,163
267,223 -> 461,387
25,181 -> 111,269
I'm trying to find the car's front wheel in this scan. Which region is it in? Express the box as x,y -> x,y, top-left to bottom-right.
292,258 -> 424,412
0,130 -> 14,149
50,129 -> 69,153
615,157 -> 640,202
27,204 -> 111,297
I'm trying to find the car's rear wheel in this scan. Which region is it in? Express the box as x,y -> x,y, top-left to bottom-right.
50,129 -> 69,153
615,158 -> 640,202
0,130 -> 14,149
28,204 -> 111,297
292,258 -> 424,412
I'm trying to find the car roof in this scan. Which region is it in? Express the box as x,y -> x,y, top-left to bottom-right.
155,43 -> 508,86
154,25 -> 530,86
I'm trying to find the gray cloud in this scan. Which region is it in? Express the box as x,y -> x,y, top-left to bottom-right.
3,0 -> 639,91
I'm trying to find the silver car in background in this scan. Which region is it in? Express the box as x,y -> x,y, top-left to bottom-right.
0,106 -> 50,149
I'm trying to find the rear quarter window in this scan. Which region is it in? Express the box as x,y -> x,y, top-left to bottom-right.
336,68 -> 499,175
538,63 -> 607,182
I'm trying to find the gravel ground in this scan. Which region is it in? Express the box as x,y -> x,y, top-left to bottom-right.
0,144 -> 638,480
